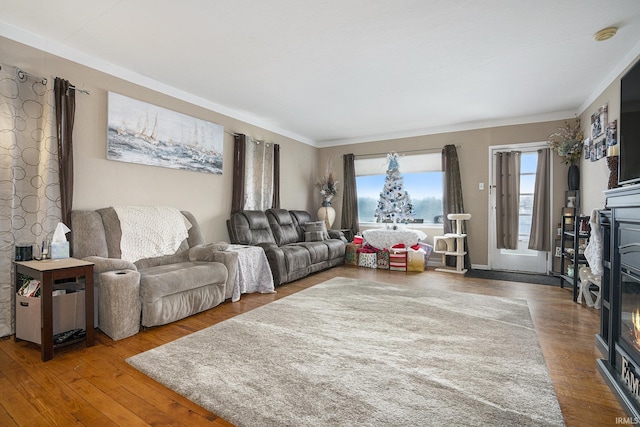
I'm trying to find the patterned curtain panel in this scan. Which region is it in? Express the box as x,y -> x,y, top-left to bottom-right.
0,64 -> 60,337
244,137 -> 274,211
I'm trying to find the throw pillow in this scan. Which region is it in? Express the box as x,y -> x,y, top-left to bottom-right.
304,231 -> 325,242
303,221 -> 330,240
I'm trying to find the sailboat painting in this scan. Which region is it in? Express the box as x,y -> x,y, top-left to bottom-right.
107,92 -> 224,174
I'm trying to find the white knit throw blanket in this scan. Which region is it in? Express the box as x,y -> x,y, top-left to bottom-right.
113,206 -> 191,263
584,208 -> 603,276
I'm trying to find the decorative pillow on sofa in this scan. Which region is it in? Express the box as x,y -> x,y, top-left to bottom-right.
304,231 -> 325,242
303,221 -> 330,241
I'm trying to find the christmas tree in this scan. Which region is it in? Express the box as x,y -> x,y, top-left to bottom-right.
375,152 -> 414,224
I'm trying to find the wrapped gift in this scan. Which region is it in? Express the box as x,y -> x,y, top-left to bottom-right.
377,249 -> 390,270
389,248 -> 407,272
353,235 -> 364,245
358,252 -> 377,268
407,248 -> 426,272
413,242 -> 433,264
345,243 -> 361,266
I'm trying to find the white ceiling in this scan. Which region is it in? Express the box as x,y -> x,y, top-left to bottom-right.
2,1 -> 640,147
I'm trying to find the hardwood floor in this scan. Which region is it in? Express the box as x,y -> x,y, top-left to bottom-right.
0,266 -> 626,426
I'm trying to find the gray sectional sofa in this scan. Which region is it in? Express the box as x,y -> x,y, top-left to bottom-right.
71,207 -> 238,340
227,209 -> 346,286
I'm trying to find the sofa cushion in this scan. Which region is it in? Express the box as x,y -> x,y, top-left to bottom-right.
324,238 -> 347,259
297,241 -> 329,263
70,211 -> 109,259
228,211 -> 276,245
267,209 -> 300,246
290,210 -> 313,240
280,245 -> 311,274
139,262 -> 228,303
97,207 -> 123,259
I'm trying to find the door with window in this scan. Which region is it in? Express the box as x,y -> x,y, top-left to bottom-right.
489,144 -> 550,273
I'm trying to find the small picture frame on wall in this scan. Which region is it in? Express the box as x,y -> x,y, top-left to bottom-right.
565,190 -> 579,208
606,120 -> 617,147
596,139 -> 605,160
591,104 -> 608,139
590,141 -> 597,161
583,137 -> 591,160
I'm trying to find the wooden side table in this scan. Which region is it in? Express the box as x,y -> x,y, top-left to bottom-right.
14,258 -> 95,361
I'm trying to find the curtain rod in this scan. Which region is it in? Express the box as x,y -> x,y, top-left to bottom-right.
69,85 -> 91,95
229,131 -> 271,146
1,64 -> 90,95
16,68 -> 47,85
354,145 -> 461,159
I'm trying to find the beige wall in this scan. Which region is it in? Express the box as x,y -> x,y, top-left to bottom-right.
1,36 -> 318,242
319,121 -> 570,267
577,54 -> 640,212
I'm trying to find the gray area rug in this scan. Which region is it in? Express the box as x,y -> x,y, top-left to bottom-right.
127,277 -> 565,427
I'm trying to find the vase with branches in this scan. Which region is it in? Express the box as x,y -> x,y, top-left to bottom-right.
548,118 -> 584,190
316,157 -> 339,207
548,118 -> 584,166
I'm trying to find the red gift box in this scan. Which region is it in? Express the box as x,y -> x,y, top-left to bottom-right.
389,248 -> 407,271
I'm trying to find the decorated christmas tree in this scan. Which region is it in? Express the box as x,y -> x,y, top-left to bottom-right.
375,152 -> 414,224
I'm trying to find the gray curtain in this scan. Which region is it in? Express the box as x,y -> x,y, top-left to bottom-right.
495,151 -> 520,250
272,143 -> 280,209
54,78 -> 76,228
231,134 -> 246,214
528,148 -> 551,251
0,64 -> 59,337
341,153 -> 359,239
442,145 -> 470,269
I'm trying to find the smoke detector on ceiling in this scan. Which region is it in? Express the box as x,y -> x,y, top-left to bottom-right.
594,27 -> 618,41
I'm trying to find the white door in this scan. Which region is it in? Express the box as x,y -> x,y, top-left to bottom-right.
489,144 -> 550,273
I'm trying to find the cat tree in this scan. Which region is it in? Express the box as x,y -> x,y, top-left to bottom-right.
433,213 -> 471,274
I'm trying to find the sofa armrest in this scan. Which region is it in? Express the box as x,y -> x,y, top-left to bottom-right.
188,242 -> 230,261
327,230 -> 348,242
257,242 -> 279,250
83,256 -> 137,275
262,246 -> 287,286
211,250 -> 238,300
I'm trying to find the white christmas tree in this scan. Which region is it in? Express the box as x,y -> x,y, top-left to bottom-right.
375,152 -> 415,224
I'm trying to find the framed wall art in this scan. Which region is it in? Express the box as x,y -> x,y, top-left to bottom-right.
591,104 -> 608,139
606,120 -> 617,147
107,92 -> 224,174
583,137 -> 591,160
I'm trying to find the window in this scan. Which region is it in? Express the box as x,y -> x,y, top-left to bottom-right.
518,152 -> 537,241
355,153 -> 443,224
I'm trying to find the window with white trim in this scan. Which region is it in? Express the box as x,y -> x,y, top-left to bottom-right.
355,153 -> 444,224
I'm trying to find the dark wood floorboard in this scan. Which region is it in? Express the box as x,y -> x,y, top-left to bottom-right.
0,266 -> 626,426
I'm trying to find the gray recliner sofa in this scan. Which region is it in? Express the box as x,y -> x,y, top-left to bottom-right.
71,207 -> 238,340
227,208 -> 346,286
